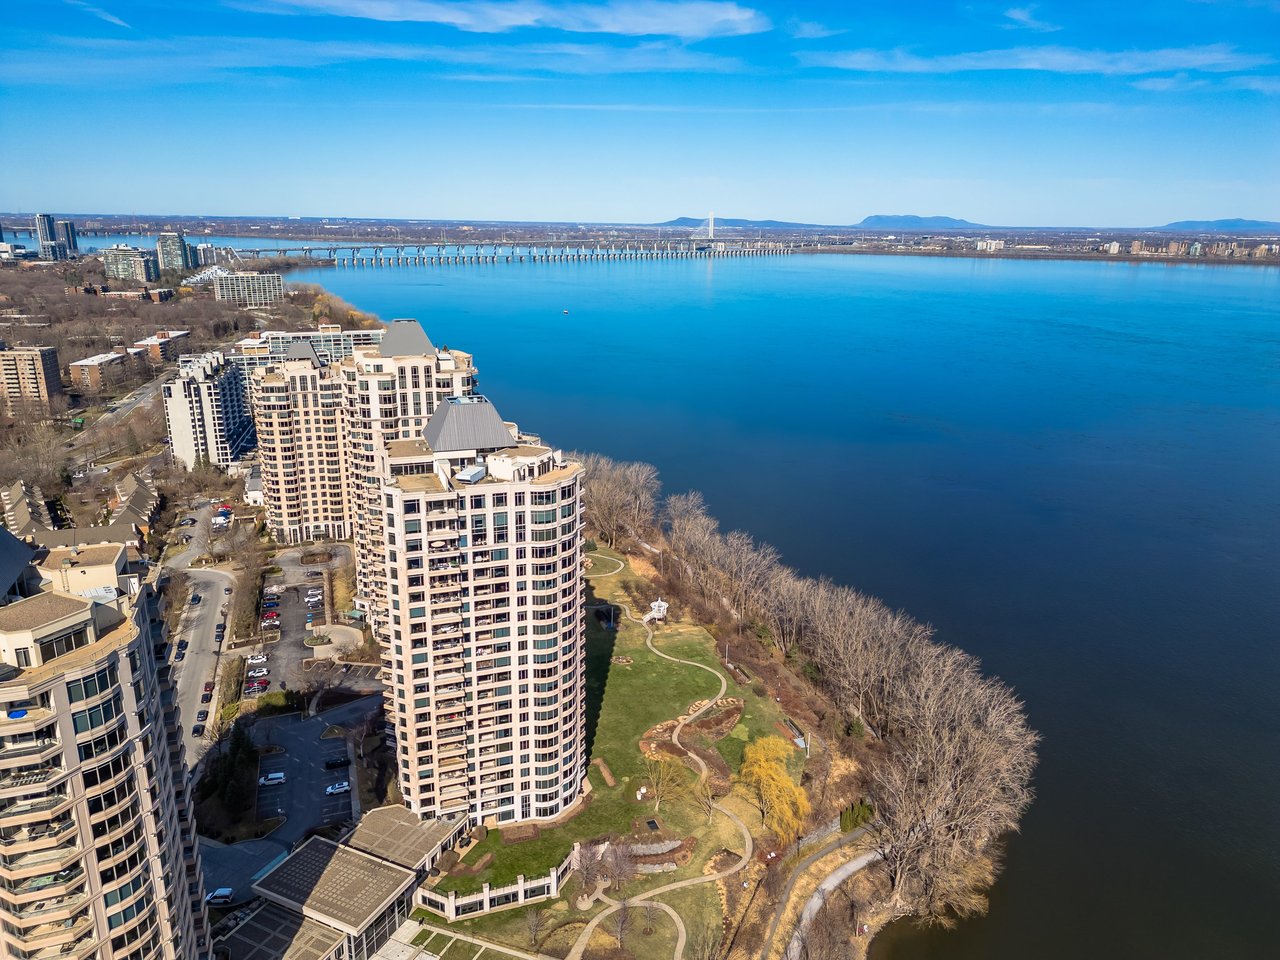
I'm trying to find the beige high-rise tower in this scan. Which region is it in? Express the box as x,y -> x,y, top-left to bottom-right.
376,395 -> 587,823
0,531 -> 208,960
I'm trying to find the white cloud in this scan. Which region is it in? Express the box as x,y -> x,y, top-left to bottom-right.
13,34 -> 742,80
787,18 -> 843,40
800,43 -> 1272,75
64,0 -> 130,28
1002,6 -> 1060,33
252,1 -> 771,40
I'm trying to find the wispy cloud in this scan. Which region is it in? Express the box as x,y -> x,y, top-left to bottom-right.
1002,6 -> 1060,33
1134,72 -> 1280,94
249,1 -> 771,41
787,17 -> 843,40
64,0 -> 130,28
800,43 -> 1272,75
8,34 -> 742,81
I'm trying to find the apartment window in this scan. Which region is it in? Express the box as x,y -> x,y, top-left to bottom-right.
405,499 -> 421,514
493,493 -> 507,507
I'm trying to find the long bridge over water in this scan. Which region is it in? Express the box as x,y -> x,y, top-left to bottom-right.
228,240 -> 803,267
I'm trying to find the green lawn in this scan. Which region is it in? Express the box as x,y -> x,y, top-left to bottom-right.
429,546 -> 797,903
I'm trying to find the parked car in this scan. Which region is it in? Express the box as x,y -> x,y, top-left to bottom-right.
178,518 -> 197,527
324,756 -> 349,770
261,611 -> 279,620
180,535 -> 192,544
325,781 -> 351,796
196,710 -> 209,722
260,621 -> 280,631
262,601 -> 279,610
305,571 -> 323,579
191,723 -> 205,737
202,682 -> 214,693
223,586 -> 233,595
247,654 -> 268,665
174,651 -> 186,662
206,887 -> 234,906
190,594 -> 201,605
177,640 -> 188,651
247,668 -> 269,679
200,692 -> 212,704
258,772 -> 286,787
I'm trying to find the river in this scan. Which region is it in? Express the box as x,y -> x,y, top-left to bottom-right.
98,236 -> 1280,957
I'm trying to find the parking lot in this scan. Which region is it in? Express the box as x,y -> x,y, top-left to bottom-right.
254,729 -> 354,830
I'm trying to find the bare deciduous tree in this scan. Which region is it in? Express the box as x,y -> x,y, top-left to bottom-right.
612,899 -> 633,948
642,900 -> 658,935
524,906 -> 545,946
643,753 -> 683,811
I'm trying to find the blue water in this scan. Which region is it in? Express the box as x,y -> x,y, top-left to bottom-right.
307,254 -> 1278,957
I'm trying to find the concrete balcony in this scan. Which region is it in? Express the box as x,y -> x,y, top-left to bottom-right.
14,914 -> 95,960
0,818 -> 74,854
0,740 -> 60,768
0,841 -> 80,879
0,887 -> 88,924
0,764 -> 67,794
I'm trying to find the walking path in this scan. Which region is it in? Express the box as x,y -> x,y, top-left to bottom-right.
565,578 -> 754,960
782,850 -> 881,960
757,827 -> 872,960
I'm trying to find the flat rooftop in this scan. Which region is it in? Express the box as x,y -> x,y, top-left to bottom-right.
253,836 -> 416,935
0,591 -> 91,633
215,902 -> 344,960
345,806 -> 459,871
38,544 -> 125,570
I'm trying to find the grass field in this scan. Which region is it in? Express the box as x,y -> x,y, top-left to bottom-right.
425,547 -> 802,958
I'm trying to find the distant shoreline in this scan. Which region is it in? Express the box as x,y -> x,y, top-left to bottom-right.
805,245 -> 1277,268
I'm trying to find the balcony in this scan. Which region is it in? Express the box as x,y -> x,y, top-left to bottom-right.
0,764 -> 65,793
0,887 -> 88,923
13,915 -> 95,960
0,819 -> 74,851
7,864 -> 84,897
0,841 -> 80,877
0,793 -> 72,824
0,740 -> 60,766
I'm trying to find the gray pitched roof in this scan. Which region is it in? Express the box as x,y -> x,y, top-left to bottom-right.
379,319 -> 434,358
0,526 -> 34,598
422,396 -> 515,453
285,341 -> 325,366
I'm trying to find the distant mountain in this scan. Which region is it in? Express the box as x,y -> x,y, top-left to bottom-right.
1158,218 -> 1280,233
855,215 -> 985,230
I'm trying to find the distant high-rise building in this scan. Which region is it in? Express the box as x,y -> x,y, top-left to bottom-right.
228,324 -> 384,379
162,352 -> 253,470
156,231 -> 195,273
194,243 -> 219,266
213,272 -> 284,307
102,245 -> 160,283
250,344 -> 351,543
55,219 -> 78,254
33,214 -> 55,247
0,343 -> 64,418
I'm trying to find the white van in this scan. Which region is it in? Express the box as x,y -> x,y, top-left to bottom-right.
205,887 -> 234,906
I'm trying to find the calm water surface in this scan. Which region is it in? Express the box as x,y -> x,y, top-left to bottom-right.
289,254 -> 1280,960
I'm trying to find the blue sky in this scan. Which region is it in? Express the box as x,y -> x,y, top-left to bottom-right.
3,0 -> 1278,225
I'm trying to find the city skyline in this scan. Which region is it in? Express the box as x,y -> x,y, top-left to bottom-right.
4,1 -> 1278,225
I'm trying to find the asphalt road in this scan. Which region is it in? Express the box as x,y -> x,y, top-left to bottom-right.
66,369 -> 174,466
162,504 -> 235,764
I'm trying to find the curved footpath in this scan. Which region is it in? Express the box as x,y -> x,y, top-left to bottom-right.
565,571 -> 754,960
757,827 -> 870,960
782,850 -> 881,960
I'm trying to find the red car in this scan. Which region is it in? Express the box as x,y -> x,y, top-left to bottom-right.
261,611 -> 279,620
202,682 -> 214,693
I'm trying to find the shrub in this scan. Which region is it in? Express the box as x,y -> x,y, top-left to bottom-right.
845,717 -> 865,741
751,680 -> 767,699
585,539 -> 598,553
840,798 -> 875,833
